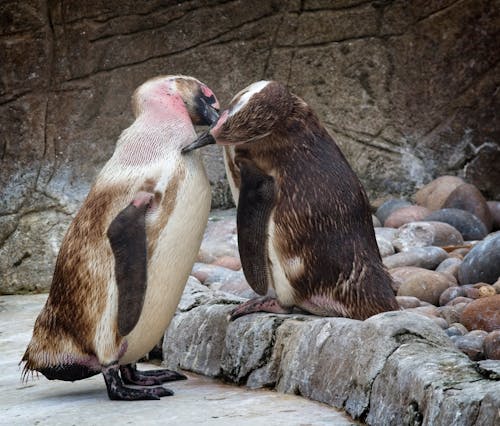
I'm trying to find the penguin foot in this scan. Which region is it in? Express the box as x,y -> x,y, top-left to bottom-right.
229,296 -> 292,321
120,363 -> 187,386
102,364 -> 173,400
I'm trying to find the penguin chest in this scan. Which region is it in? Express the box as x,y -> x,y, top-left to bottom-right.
267,217 -> 300,307
119,161 -> 211,364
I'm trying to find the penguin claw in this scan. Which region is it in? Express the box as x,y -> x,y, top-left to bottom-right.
103,364 -> 174,401
120,364 -> 187,386
229,296 -> 293,321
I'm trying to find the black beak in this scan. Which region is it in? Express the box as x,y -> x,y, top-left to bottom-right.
182,131 -> 216,154
197,98 -> 220,126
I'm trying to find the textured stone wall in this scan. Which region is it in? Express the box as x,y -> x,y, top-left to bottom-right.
1,0 -> 499,293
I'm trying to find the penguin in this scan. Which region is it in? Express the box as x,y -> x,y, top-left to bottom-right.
22,75 -> 220,400
182,80 -> 399,321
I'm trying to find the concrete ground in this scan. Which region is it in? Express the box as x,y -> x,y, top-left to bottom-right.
0,295 -> 357,426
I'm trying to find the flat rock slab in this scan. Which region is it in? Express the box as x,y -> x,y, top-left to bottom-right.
163,288 -> 500,425
0,295 -> 356,426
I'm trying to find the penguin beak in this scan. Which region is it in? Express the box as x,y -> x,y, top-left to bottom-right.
182,131 -> 216,154
196,98 -> 220,126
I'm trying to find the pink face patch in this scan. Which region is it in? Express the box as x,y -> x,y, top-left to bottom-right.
201,84 -> 220,110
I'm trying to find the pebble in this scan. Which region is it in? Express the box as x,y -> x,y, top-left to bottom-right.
383,246 -> 448,270
212,256 -> 241,271
448,247 -> 471,259
372,215 -> 381,228
374,227 -> 397,242
452,331 -> 487,360
437,303 -> 467,325
445,322 -> 468,337
483,330 -> 500,360
443,183 -> 493,231
396,295 -> 421,309
446,296 -> 473,306
392,267 -> 455,305
413,176 -> 464,210
384,205 -> 431,228
423,208 -> 488,241
439,286 -> 465,306
460,295 -> 500,332
393,221 -> 464,252
197,210 -> 239,263
376,236 -> 395,257
435,257 -> 462,279
375,198 -> 411,225
458,233 -> 500,285
493,278 -> 500,294
487,201 -> 500,230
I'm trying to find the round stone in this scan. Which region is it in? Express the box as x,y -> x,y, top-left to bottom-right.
452,331 -> 487,360
374,227 -> 398,243
423,208 -> 488,241
393,267 -> 455,305
393,221 -> 464,252
439,286 -> 465,306
460,295 -> 500,332
445,322 -> 468,337
383,246 -> 448,270
212,256 -> 242,271
438,303 -> 468,325
443,183 -> 493,231
436,257 -> 462,279
372,215 -> 381,228
376,235 -> 395,257
458,233 -> 500,285
483,330 -> 500,360
375,198 -> 412,225
384,205 -> 431,228
446,296 -> 473,306
487,201 -> 500,231
396,295 -> 421,309
414,176 -> 465,210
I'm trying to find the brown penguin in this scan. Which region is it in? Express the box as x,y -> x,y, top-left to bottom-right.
183,80 -> 399,321
22,75 -> 220,400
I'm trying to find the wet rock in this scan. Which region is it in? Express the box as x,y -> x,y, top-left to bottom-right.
413,176 -> 465,211
394,267 -> 455,305
439,286 -> 465,306
460,295 -> 500,332
452,331 -> 487,360
376,235 -> 395,257
423,208 -> 488,241
443,184 -> 493,231
383,246 -> 448,270
384,205 -> 431,228
396,296 -> 421,309
375,199 -> 411,225
458,233 -> 500,285
393,221 -> 464,252
487,201 -> 500,230
436,257 -> 462,279
483,331 -> 500,360
197,210 -> 238,264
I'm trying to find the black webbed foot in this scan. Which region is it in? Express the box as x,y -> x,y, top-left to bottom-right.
120,363 -> 187,386
102,363 -> 173,400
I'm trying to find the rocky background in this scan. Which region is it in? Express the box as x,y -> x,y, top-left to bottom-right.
1,0 -> 499,292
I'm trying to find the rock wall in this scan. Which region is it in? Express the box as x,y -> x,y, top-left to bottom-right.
163,279 -> 500,425
1,0 -> 499,293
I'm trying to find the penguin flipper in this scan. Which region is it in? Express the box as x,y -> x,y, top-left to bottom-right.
107,192 -> 152,336
237,160 -> 276,296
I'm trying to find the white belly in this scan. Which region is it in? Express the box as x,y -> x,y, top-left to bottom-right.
120,156 -> 211,364
223,146 -> 240,205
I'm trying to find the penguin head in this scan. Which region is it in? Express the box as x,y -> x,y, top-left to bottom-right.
182,81 -> 294,153
132,75 -> 220,126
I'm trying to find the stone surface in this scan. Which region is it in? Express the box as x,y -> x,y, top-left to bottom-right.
460,295 -> 500,332
458,233 -> 500,285
163,283 -> 500,425
393,267 -> 455,305
483,331 -> 500,360
452,331 -> 488,361
443,184 -> 493,231
439,286 -> 466,306
436,257 -> 462,279
375,199 -> 411,225
396,295 -> 421,309
414,176 -> 465,210
393,221 -> 464,252
383,246 -> 448,270
2,0 -> 500,294
384,205 -> 431,228
0,295 -> 354,426
424,208 -> 489,241
375,235 -> 395,257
